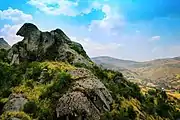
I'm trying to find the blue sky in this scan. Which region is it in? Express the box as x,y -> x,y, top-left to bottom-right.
0,0 -> 180,61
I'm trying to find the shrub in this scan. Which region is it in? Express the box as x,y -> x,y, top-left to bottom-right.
23,101 -> 37,114
148,89 -> 157,96
25,62 -> 42,81
127,106 -> 137,119
40,71 -> 72,100
38,108 -> 54,120
0,49 -> 9,63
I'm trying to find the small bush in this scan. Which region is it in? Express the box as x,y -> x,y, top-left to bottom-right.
23,101 -> 37,114
0,49 -> 9,63
38,108 -> 54,120
40,71 -> 72,100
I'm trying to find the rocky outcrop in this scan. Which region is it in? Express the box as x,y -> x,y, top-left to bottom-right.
3,94 -> 28,112
0,38 -> 10,50
56,68 -> 113,120
8,23 -> 91,66
5,23 -> 113,120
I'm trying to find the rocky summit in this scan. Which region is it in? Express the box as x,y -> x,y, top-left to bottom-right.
8,23 -> 91,65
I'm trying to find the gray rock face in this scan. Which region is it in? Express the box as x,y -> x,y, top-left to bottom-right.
3,94 -> 28,112
8,23 -> 91,66
56,68 -> 113,120
9,118 -> 21,120
0,38 -> 11,50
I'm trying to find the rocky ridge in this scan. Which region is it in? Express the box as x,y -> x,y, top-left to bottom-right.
2,23 -> 113,120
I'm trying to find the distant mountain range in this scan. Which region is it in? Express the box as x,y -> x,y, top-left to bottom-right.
92,56 -> 180,90
0,38 -> 10,49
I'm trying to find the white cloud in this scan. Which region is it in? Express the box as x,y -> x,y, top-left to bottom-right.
28,0 -> 101,16
70,37 -> 123,57
0,7 -> 33,24
0,24 -> 22,45
88,4 -> 124,35
0,8 -> 33,45
150,36 -> 161,41
82,1 -> 102,14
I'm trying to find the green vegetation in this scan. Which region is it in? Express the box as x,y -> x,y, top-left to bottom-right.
69,42 -> 90,60
1,111 -> 31,120
11,62 -> 73,120
23,101 -> 37,114
0,50 -> 179,120
0,49 -> 9,62
73,62 -> 180,119
74,62 -> 180,120
0,51 -> 75,119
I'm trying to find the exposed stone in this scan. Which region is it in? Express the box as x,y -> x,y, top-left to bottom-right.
8,23 -> 91,67
3,94 -> 28,112
9,118 -> 21,120
56,68 -> 113,120
39,68 -> 49,83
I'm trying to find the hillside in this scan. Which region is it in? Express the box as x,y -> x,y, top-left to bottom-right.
0,38 -> 10,50
0,23 -> 179,120
92,56 -> 180,91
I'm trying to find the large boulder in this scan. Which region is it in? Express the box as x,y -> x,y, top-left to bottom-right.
8,23 -> 91,66
3,94 -> 28,112
56,68 -> 113,120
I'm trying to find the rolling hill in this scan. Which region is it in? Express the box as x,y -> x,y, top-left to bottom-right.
92,56 -> 180,91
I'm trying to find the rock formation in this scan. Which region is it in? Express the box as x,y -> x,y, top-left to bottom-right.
8,23 -> 91,66
56,68 -> 113,120
3,94 -> 28,112
3,23 -> 113,120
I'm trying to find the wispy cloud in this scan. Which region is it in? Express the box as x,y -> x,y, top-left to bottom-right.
70,37 -> 123,57
150,36 -> 161,41
0,24 -> 22,45
0,7 -> 33,24
28,0 -> 101,16
0,8 -> 33,45
88,4 -> 125,35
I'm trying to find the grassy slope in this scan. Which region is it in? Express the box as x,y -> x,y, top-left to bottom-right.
0,49 -> 179,120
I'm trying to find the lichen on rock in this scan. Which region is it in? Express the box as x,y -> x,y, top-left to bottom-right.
3,94 -> 28,112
